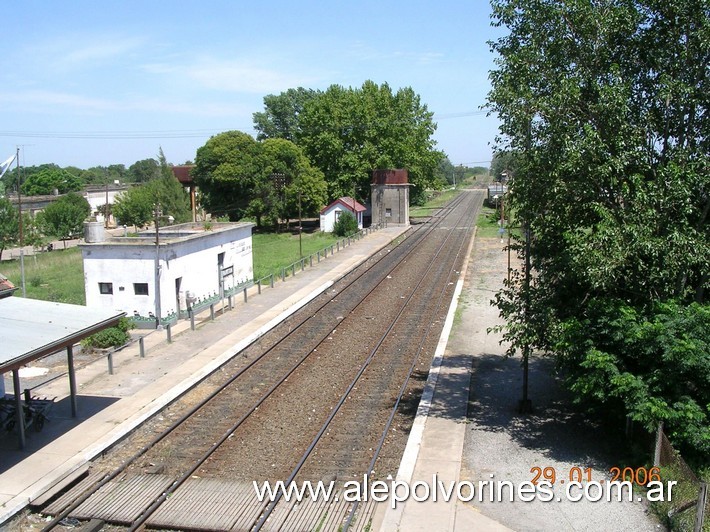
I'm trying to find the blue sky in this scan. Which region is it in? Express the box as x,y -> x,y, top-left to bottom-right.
1,1 -> 503,170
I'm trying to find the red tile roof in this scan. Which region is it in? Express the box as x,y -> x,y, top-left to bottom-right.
320,196 -> 367,215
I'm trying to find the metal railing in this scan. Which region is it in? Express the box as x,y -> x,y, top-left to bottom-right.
28,223 -> 387,388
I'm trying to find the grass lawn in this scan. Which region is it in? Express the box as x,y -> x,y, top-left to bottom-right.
252,230 -> 341,280
477,205 -> 505,238
0,230 -> 351,305
1,248 -> 86,305
409,187 -> 463,217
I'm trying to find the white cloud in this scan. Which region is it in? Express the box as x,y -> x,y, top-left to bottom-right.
0,90 -> 114,111
143,56 -> 320,94
0,89 -> 254,120
26,35 -> 148,72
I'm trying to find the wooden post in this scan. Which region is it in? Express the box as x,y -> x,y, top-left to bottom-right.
695,483 -> 707,532
654,422 -> 664,467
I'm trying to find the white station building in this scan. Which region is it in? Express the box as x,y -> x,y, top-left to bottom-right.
319,196 -> 367,233
80,222 -> 254,327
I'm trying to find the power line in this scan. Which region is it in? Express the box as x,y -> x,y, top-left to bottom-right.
0,110 -> 488,141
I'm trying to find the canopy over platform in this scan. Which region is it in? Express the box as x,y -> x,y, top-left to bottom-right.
0,297 -> 125,448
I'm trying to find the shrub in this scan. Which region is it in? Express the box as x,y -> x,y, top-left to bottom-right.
82,317 -> 134,350
332,211 -> 358,237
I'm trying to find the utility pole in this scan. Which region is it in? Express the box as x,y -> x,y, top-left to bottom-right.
16,147 -> 26,297
104,179 -> 109,228
154,203 -> 162,330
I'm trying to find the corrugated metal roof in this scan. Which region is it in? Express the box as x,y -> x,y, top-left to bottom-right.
372,168 -> 409,185
171,165 -> 195,184
0,298 -> 125,373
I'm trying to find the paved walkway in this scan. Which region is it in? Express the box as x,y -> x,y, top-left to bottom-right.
374,230 -> 511,532
0,225 -> 410,526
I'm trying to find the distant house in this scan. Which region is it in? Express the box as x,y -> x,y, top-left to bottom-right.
80,222 -> 254,328
486,184 -> 508,207
319,197 -> 367,232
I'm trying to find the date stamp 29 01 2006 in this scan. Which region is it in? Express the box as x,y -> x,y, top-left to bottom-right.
529,466 -> 676,502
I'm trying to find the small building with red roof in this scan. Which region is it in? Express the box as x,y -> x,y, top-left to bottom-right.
319,196 -> 367,232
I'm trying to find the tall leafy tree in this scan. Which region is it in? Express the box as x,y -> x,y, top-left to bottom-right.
487,0 -> 710,460
254,81 -> 444,204
113,186 -> 154,229
193,132 -> 327,227
261,138 -> 328,225
128,158 -> 160,183
253,87 -> 318,142
193,131 -> 264,222
0,197 -> 19,260
21,167 -> 83,195
40,193 -> 91,245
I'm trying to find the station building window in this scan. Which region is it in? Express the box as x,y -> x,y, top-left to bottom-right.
99,282 -> 113,295
134,283 -> 149,296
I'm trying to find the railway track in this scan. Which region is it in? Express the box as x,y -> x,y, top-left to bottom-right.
35,189 -> 483,532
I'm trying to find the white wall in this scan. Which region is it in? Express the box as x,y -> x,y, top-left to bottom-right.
319,205 -> 363,232
83,188 -> 127,214
82,224 -> 253,321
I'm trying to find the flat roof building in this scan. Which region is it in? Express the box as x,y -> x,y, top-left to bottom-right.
80,222 -> 254,328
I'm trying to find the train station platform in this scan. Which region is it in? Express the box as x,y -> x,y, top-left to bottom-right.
373,226 -> 512,532
0,209 -> 511,531
0,225 -> 410,526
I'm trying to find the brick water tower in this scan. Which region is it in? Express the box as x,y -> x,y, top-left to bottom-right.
371,169 -> 410,226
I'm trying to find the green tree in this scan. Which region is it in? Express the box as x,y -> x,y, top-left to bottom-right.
22,167 -> 83,195
253,87 -> 318,142
489,151 -> 517,182
254,81 -> 445,205
153,147 -> 191,223
0,197 -> 18,260
261,138 -> 328,226
193,132 -> 327,228
487,0 -> 710,460
128,158 -> 160,183
40,193 -> 91,245
113,186 -> 154,229
193,131 -> 264,222
332,210 -> 359,237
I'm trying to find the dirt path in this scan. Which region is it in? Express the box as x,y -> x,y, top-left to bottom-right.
455,237 -> 661,531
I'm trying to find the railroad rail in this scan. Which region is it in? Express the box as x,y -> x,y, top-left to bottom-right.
36,189 -> 483,531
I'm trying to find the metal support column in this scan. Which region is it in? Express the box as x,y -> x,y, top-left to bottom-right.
68,345 -> 78,417
12,369 -> 25,449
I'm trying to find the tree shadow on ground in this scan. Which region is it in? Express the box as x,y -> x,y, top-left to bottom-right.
464,353 -> 636,468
